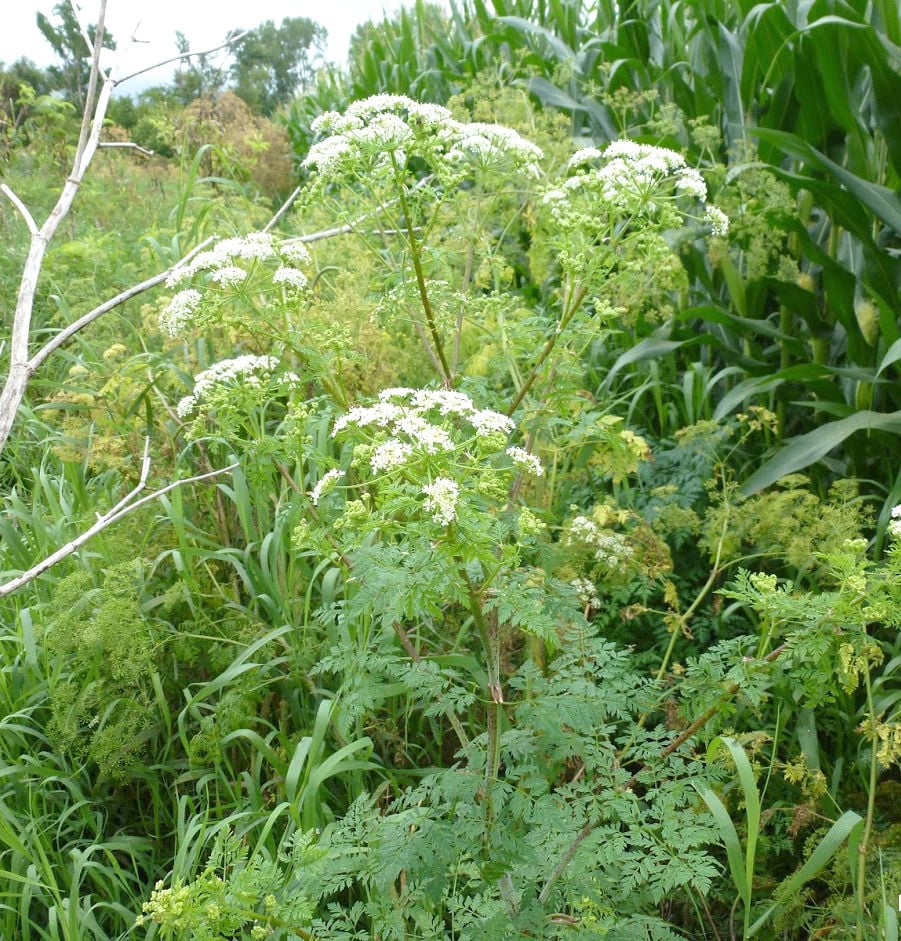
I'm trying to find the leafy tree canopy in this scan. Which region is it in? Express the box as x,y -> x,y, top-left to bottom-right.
229,17 -> 326,115
35,2 -> 116,108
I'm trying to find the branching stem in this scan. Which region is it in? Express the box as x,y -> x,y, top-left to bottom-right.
505,282 -> 588,417
392,157 -> 453,387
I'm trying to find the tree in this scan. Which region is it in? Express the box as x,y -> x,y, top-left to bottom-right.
230,17 -> 326,115
170,30 -> 228,106
36,2 -> 116,108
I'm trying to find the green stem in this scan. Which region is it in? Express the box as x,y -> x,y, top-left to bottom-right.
392,156 -> 453,388
857,652 -> 879,939
461,568 -> 502,836
505,282 -> 588,417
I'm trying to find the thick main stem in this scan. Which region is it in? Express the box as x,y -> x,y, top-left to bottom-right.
393,159 -> 453,388
462,569 -> 503,836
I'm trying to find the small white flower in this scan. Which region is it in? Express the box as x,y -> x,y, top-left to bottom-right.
469,408 -> 515,438
569,516 -> 600,543
370,438 -> 414,472
272,267 -> 308,290
594,532 -> 634,566
674,168 -> 707,200
159,289 -> 202,336
888,504 -> 901,538
209,266 -> 248,287
310,469 -> 344,505
704,205 -> 730,237
378,387 -> 417,401
280,241 -> 311,264
176,395 -> 196,418
422,477 -> 460,526
221,232 -> 275,261
567,147 -> 603,169
411,389 -> 476,416
332,402 -> 405,436
505,446 -> 544,476
570,577 -> 601,608
393,414 -> 454,452
303,135 -> 353,171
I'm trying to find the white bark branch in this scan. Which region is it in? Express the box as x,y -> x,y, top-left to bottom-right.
98,142 -> 155,156
0,454 -> 238,598
115,31 -> 249,86
0,184 -> 38,236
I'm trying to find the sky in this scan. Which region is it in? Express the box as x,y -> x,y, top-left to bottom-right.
0,0 -> 440,88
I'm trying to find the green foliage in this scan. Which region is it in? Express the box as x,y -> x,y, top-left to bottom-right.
43,563 -> 158,781
230,18 -> 326,116
138,829 -> 323,939
2,4 -> 900,939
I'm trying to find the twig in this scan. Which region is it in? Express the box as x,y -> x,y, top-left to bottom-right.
98,141 -> 154,156
0,456 -> 237,598
73,0 -> 107,162
263,186 -> 302,233
115,31 -> 249,86
0,184 -> 38,236
28,237 -> 215,372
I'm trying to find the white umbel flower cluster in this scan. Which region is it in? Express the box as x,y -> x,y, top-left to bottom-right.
704,204 -> 730,237
505,446 -> 544,476
159,232 -> 313,335
159,289 -> 202,337
570,577 -> 601,609
330,387 -> 532,476
567,515 -> 634,566
272,267 -> 309,289
304,94 -> 543,179
209,266 -> 248,287
422,477 -> 460,526
166,232 -> 278,287
549,141 -> 728,226
177,354 -> 282,417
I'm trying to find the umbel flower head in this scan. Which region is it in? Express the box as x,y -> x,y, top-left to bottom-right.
177,355 -> 299,417
330,387 -> 523,475
544,140 -> 729,234
159,234 -> 312,335
319,387 -> 543,530
303,94 -> 544,182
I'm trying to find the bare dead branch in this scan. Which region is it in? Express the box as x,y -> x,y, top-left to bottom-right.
98,141 -> 155,156
263,186 -> 302,233
73,0 -> 108,164
0,456 -> 238,598
115,31 -> 249,86
0,184 -> 38,237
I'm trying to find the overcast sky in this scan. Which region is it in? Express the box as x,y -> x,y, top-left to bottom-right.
0,1 -> 442,87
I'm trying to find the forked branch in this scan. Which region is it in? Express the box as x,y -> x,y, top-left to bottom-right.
0,440 -> 237,598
